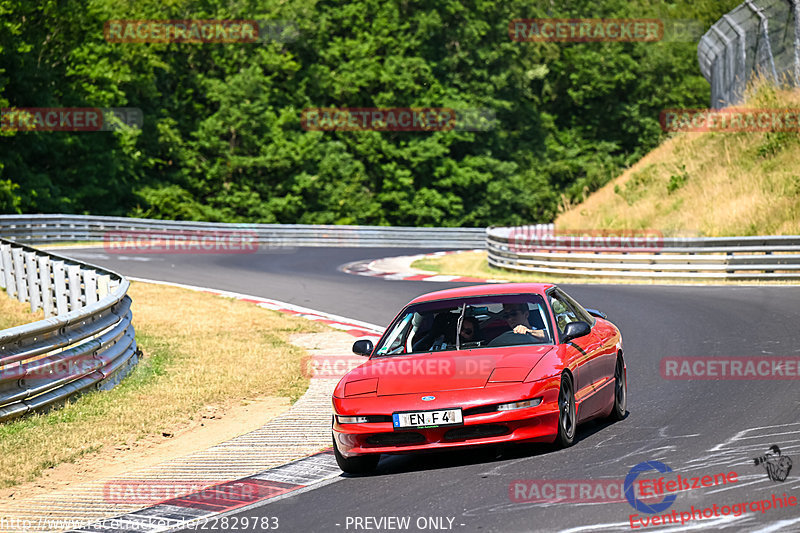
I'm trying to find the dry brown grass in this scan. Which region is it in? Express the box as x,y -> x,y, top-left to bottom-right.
0,282 -> 324,488
556,85 -> 800,236
0,291 -> 44,330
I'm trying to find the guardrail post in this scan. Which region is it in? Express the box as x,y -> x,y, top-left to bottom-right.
52,260 -> 69,315
24,251 -> 41,313
84,269 -> 98,305
38,255 -> 54,317
0,243 -> 11,292
11,247 -> 27,303
67,264 -> 83,311
97,274 -> 110,299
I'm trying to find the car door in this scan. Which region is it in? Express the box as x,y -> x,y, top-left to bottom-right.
548,289 -> 604,418
558,289 -> 618,395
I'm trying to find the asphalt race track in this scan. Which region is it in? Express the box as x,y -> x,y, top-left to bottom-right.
60,247 -> 800,533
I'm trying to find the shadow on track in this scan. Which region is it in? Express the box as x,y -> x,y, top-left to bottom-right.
341,413 -> 629,478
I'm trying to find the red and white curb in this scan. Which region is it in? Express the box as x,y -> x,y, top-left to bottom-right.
68,451 -> 343,533
340,250 -> 507,283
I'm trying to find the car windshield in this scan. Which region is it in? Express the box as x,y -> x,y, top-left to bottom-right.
374,294 -> 553,356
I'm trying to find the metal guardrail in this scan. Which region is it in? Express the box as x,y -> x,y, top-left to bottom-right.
487,226 -> 800,280
0,214 -> 486,249
698,0 -> 799,108
0,238 -> 138,422
0,211 -> 485,422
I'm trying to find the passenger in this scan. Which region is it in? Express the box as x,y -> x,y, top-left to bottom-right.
501,303 -> 546,339
413,312 -> 455,351
458,316 -> 480,344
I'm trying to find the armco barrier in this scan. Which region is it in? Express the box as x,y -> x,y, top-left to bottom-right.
0,237 -> 138,422
487,226 -> 800,280
0,214 -> 486,249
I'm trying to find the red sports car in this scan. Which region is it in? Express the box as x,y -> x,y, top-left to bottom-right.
331,283 -> 626,474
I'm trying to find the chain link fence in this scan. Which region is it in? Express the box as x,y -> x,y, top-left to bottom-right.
698,0 -> 800,108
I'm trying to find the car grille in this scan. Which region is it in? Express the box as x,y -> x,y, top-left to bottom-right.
462,404 -> 498,416
443,424 -> 509,441
362,415 -> 393,423
365,432 -> 426,446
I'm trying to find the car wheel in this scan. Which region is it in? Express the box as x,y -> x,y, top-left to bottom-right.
555,372 -> 576,448
333,435 -> 379,475
609,354 -> 627,421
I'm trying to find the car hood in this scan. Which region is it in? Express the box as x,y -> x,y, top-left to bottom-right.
337,346 -> 555,397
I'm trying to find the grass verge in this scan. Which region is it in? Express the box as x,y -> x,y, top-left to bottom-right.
0,291 -> 44,330
556,84 -> 800,236
0,282 -> 324,489
411,251 -> 617,284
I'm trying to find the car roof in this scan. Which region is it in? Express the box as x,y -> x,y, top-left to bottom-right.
408,283 -> 555,305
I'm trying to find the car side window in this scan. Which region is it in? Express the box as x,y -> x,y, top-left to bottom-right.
555,289 -> 595,326
376,313 -> 414,355
548,292 -> 580,335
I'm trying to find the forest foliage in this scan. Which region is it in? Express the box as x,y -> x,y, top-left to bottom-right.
0,0 -> 741,226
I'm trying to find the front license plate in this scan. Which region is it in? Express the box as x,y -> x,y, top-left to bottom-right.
392,409 -> 463,429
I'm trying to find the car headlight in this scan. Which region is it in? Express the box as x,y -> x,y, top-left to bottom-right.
496,398 -> 542,411
336,415 -> 370,424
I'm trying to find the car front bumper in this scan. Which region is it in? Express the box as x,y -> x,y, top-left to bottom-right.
333,376 -> 562,458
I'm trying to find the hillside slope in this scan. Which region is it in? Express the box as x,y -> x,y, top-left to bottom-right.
556,86 -> 800,236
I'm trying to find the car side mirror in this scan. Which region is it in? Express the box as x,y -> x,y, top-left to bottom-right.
585,308 -> 607,319
562,321 -> 591,343
352,339 -> 374,357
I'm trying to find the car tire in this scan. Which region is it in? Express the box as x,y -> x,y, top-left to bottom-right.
608,354 -> 627,421
333,435 -> 379,475
555,372 -> 576,448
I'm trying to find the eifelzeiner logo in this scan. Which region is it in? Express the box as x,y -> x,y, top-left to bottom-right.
624,461 -> 677,514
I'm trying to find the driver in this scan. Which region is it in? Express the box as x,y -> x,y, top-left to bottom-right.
501,303 -> 546,339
